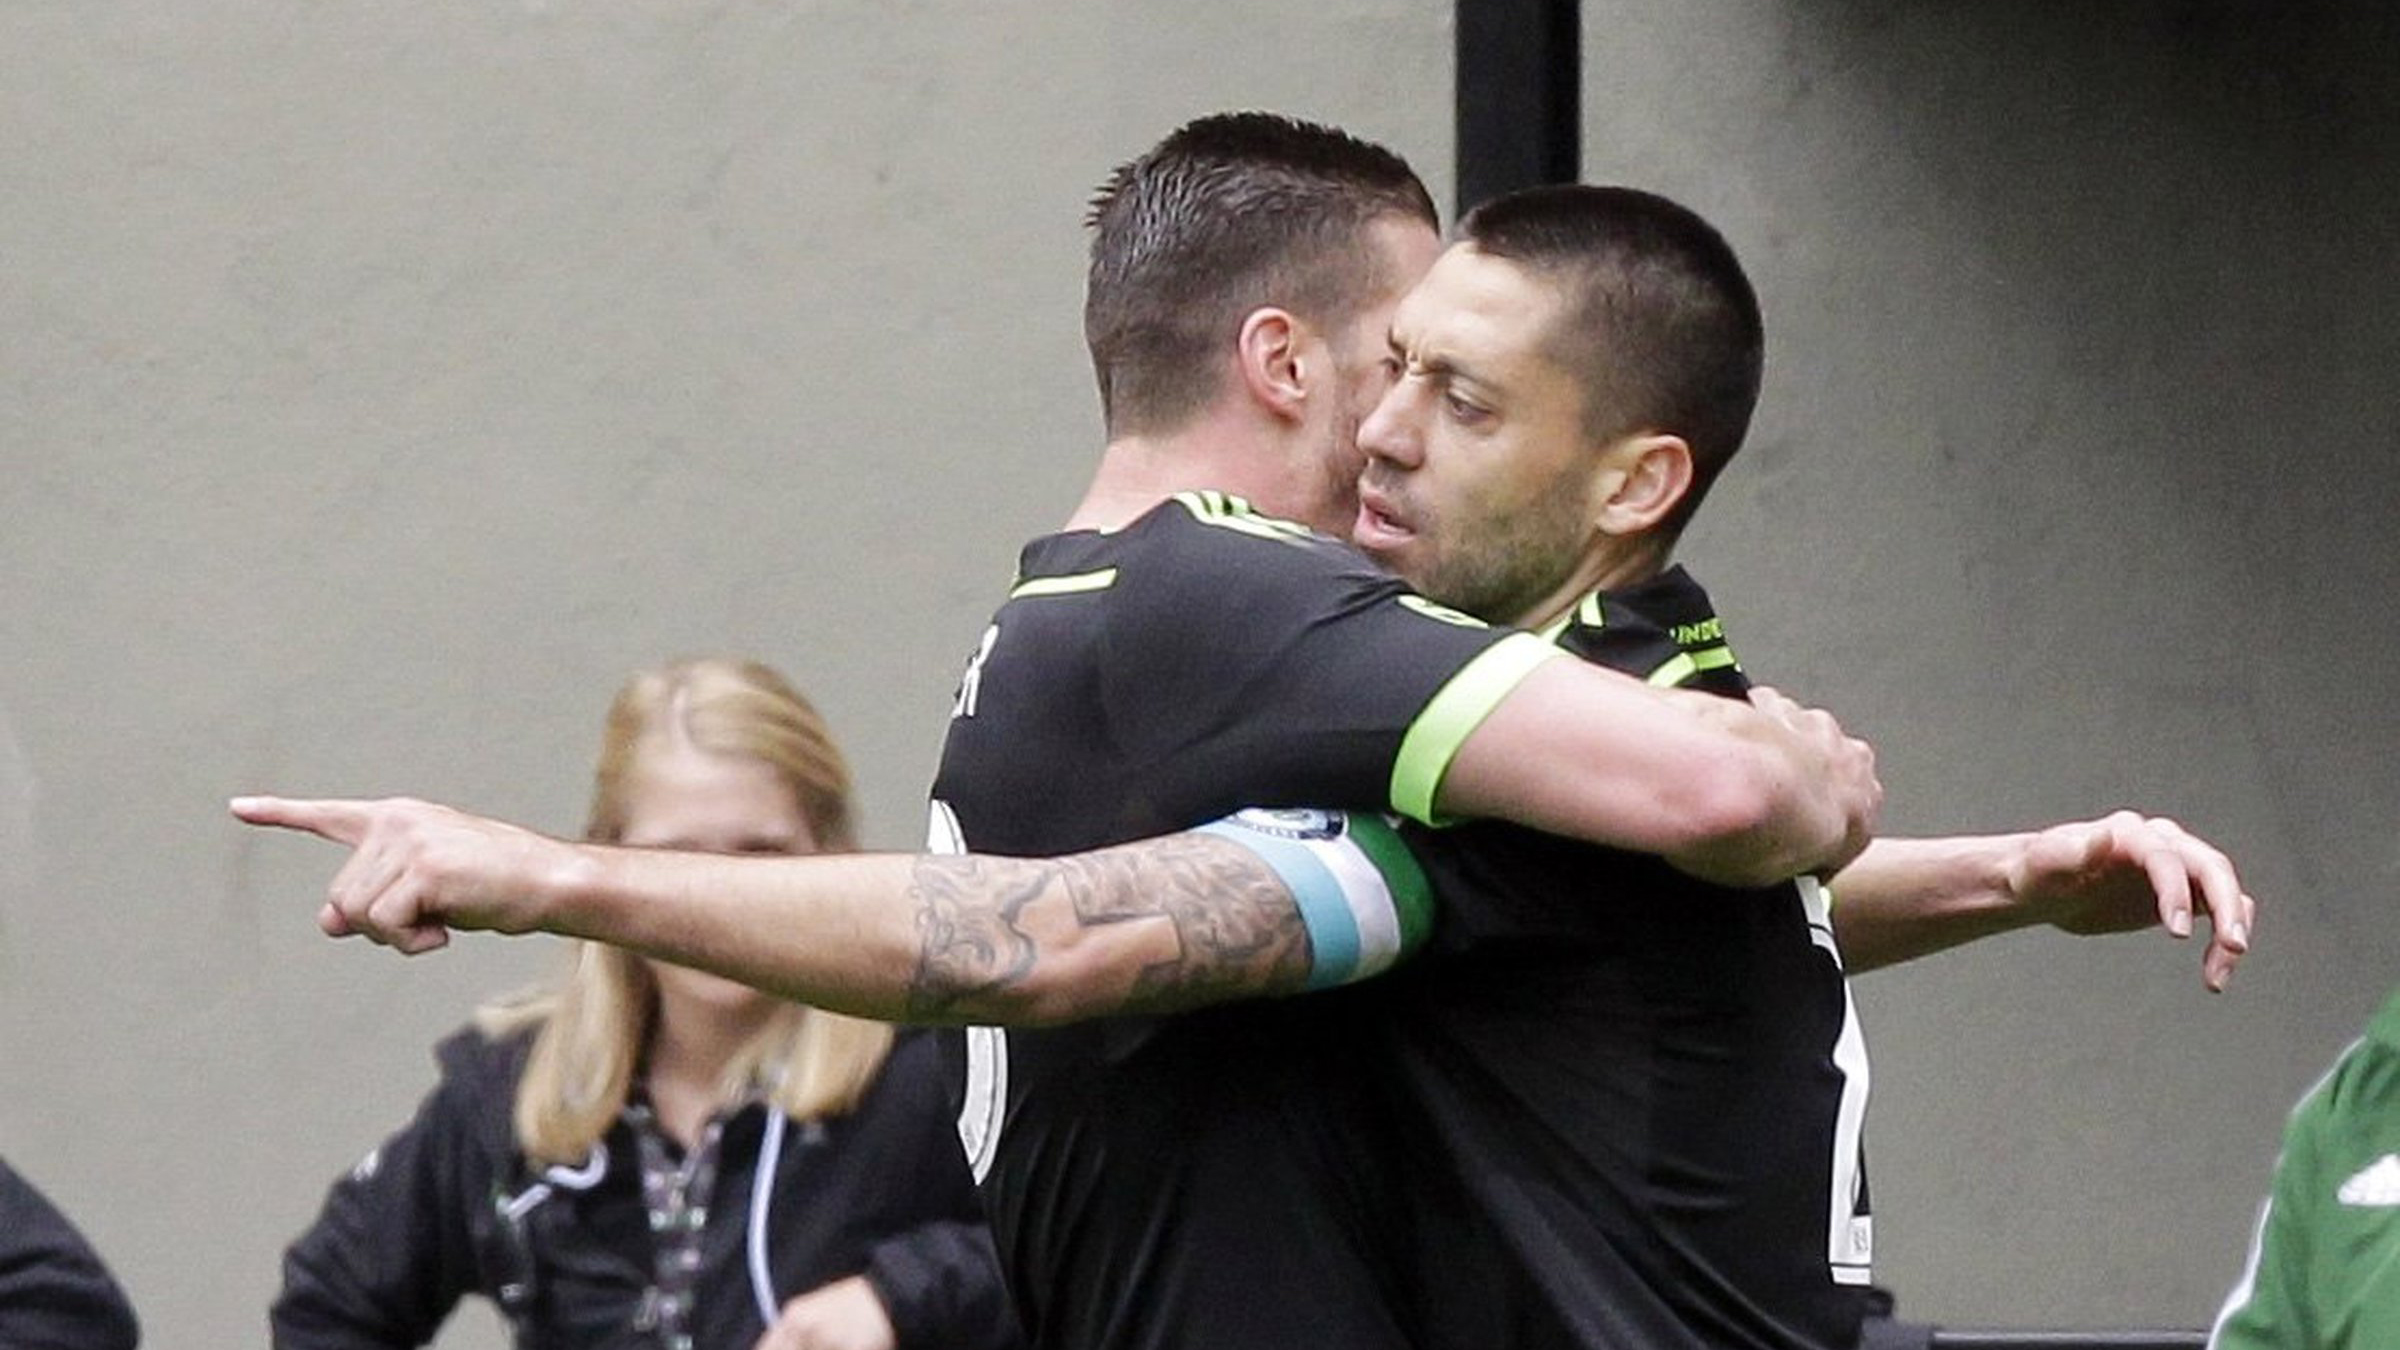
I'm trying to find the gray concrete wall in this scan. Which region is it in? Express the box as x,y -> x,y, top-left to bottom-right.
2,1 -> 2391,1343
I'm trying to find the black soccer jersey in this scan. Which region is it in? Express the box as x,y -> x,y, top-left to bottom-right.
1369,565 -> 1872,1350
927,492 -> 1560,1350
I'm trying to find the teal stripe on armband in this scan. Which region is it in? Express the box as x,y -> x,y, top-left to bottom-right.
1197,810 -> 1435,990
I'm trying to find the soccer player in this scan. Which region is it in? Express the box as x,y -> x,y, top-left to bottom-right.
1335,183 -> 1899,1348
2210,984 -> 2400,1350
236,116 -> 2247,1348
1322,182 -> 2251,1349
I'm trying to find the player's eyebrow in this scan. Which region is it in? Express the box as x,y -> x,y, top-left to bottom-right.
1389,327 -> 1505,401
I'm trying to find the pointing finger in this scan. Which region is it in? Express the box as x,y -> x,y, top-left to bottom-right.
229,796 -> 375,847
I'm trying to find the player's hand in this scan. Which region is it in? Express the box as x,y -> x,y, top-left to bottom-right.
229,795 -> 579,954
1749,685 -> 1881,877
752,1276 -> 897,1350
2004,810 -> 2255,992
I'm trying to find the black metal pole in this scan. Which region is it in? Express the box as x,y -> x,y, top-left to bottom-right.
1929,1325 -> 2208,1335
1455,0 -> 1581,217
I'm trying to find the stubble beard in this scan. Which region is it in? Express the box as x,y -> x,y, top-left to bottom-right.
1403,487 -> 1589,626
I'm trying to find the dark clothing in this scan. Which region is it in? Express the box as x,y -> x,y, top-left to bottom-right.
928,494 -> 1552,1350
0,1157 -> 140,1350
1372,567 -> 1872,1350
930,492 -> 1546,858
273,1025 -> 1019,1350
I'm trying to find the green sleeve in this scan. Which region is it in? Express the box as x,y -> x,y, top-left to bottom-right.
2212,1027 -> 2400,1350
2212,1086 -> 2329,1349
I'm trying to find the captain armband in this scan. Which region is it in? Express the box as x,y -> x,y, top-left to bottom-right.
1194,809 -> 1436,990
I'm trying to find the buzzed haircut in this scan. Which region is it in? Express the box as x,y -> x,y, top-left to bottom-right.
1461,185 -> 1765,537
1084,112 -> 1438,438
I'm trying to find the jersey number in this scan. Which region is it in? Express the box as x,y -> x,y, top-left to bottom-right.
928,798 -> 1008,1184
1801,876 -> 1874,1285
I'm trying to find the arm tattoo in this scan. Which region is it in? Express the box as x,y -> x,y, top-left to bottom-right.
903,834 -> 1311,1024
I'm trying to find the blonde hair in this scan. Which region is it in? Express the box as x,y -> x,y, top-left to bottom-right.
477,657 -> 895,1167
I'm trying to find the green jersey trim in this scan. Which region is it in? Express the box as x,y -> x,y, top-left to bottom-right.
1645,644 -> 1739,687
1009,568 -> 1119,599
1535,594 -> 1603,642
1389,631 -> 1566,826
1169,490 -> 1317,543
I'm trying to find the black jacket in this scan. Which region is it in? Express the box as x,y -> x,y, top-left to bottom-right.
273,1025 -> 1019,1350
0,1158 -> 140,1350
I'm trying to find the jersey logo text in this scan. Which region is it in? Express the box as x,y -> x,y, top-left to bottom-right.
1669,616 -> 1725,646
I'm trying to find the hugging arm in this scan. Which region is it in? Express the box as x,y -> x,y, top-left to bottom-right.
1829,810 -> 2255,990
1438,665 -> 1881,888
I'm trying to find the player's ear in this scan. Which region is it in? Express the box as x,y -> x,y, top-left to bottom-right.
1592,433 -> 1694,537
1235,307 -> 1310,420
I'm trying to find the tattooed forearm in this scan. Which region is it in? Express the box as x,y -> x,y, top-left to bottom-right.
903,834 -> 1311,1025
904,857 -> 1051,1019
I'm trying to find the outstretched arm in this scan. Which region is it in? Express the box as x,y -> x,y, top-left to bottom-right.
230,796 -> 1342,1025
1829,810 -> 2255,990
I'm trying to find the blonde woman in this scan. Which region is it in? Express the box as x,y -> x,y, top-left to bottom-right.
272,659 -> 1017,1350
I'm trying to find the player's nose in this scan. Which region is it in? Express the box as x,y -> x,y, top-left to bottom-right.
1358,381 -> 1420,468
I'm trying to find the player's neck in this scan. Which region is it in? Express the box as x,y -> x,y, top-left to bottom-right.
1510,540 -> 1672,631
1068,410 -> 1311,532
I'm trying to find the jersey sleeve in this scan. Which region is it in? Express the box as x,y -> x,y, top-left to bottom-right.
2210,1022 -> 2400,1350
1102,505 -> 1561,826
2213,1071 -> 2335,1349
